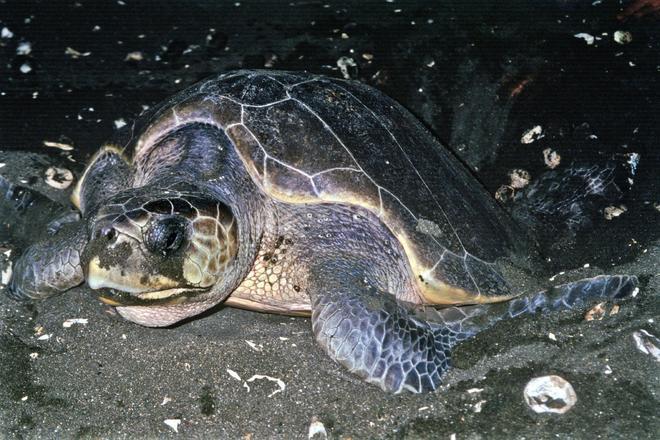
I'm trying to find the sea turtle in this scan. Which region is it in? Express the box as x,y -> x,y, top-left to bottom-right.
7,70 -> 637,393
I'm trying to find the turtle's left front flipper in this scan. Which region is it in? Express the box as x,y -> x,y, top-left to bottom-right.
7,221 -> 87,301
309,261 -> 467,394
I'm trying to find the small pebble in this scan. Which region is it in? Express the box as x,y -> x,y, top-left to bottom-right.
524,375 -> 577,414
1,27 -> 14,39
20,63 -> 32,74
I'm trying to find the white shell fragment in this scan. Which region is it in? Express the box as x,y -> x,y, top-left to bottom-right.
16,41 -> 32,55
45,166 -> 74,189
62,318 -> 88,328
226,368 -> 242,381
308,418 -> 327,439
1,27 -> 14,39
114,118 -> 127,129
164,418 -> 181,433
43,140 -> 74,151
543,148 -> 561,169
245,374 -> 286,397
632,330 -> 660,362
1,260 -> 12,286
125,51 -> 144,62
613,30 -> 632,45
336,56 -> 357,79
65,47 -> 91,58
509,169 -> 531,189
495,185 -> 515,203
524,375 -> 577,414
603,205 -> 627,220
574,33 -> 595,45
521,125 -> 544,144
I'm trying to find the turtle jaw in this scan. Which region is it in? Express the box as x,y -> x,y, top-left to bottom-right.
96,287 -> 208,307
87,256 -> 209,306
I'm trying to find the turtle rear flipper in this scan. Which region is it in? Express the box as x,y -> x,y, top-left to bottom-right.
433,275 -> 639,339
8,222 -> 87,301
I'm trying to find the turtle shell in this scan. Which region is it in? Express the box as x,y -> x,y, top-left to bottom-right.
131,70 -> 532,304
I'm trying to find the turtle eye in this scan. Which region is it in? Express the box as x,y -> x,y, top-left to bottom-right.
144,216 -> 189,256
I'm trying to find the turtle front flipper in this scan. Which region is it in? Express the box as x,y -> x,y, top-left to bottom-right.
309,260 -> 467,394
8,222 -> 87,301
71,145 -> 132,215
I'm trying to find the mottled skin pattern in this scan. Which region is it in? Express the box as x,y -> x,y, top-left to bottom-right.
8,71 -> 638,393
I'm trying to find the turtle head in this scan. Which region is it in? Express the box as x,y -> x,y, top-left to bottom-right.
82,187 -> 238,324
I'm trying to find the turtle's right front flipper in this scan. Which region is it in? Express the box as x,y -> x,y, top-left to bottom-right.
8,222 -> 87,301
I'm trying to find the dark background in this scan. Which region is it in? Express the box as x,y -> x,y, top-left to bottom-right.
0,1 -> 658,438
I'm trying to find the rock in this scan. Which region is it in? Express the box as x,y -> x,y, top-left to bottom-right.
523,375 -> 577,414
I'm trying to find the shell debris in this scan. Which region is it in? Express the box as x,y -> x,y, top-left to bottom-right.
543,148 -> 561,169
584,302 -> 606,321
308,418 -> 327,439
226,368 -> 242,381
1,27 -> 13,39
0,260 -> 12,286
245,374 -> 286,397
603,205 -> 627,220
508,169 -> 531,189
43,140 -> 74,151
45,166 -> 74,189
521,125 -> 544,144
16,41 -> 32,55
245,340 -> 262,351
62,318 -> 89,328
65,47 -> 91,58
337,56 -> 357,79
614,31 -> 632,45
632,330 -> 660,362
125,51 -> 144,62
574,33 -> 596,45
164,418 -> 181,433
524,375 -> 577,414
